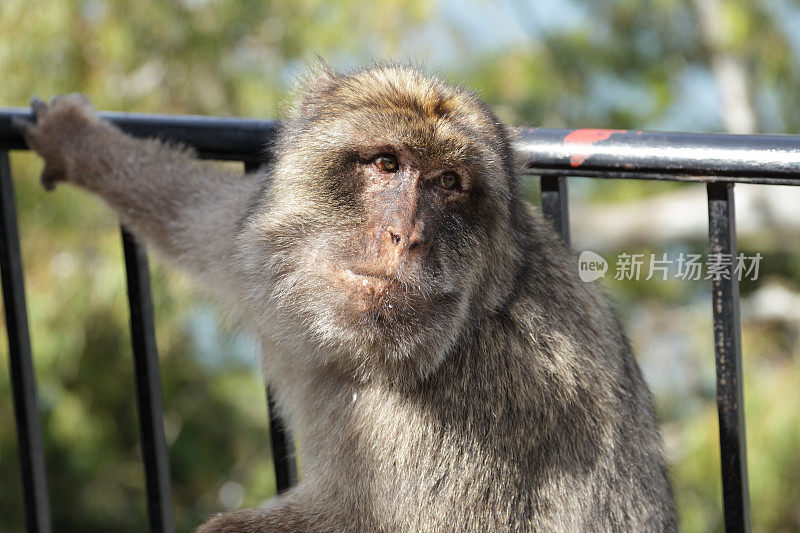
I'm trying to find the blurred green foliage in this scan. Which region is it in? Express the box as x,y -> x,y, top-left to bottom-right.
2,0 -> 800,531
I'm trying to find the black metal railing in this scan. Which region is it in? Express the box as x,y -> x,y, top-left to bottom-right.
3,110 -> 798,533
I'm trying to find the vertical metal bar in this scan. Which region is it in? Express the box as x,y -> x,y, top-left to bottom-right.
121,228 -> 174,533
244,159 -> 297,493
267,392 -> 298,492
706,182 -> 750,533
540,175 -> 571,247
244,159 -> 261,172
0,151 -> 52,533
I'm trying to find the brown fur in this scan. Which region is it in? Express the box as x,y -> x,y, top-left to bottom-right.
16,64 -> 676,532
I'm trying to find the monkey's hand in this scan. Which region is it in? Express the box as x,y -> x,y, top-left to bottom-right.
12,94 -> 113,190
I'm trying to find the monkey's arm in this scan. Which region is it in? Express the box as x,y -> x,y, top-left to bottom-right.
195,483 -> 351,533
14,96 -> 261,290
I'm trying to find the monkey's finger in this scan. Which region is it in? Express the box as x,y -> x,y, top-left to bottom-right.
10,116 -> 34,134
10,117 -> 40,150
31,97 -> 48,121
65,93 -> 91,106
40,166 -> 63,191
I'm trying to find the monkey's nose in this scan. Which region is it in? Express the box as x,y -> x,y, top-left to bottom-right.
386,227 -> 424,254
388,230 -> 403,246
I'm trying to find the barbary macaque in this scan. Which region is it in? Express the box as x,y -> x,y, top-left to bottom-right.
16,64 -> 676,532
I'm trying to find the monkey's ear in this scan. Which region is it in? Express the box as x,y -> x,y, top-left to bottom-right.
312,54 -> 335,79
296,57 -> 340,118
507,126 -> 531,175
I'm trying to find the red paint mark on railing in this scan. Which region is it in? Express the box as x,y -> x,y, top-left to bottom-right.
563,129 -> 626,166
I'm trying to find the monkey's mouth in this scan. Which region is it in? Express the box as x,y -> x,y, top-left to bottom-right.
342,268 -> 396,295
338,267 -> 417,308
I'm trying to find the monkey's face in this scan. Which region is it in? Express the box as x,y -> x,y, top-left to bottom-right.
327,147 -> 479,316
250,66 -> 519,382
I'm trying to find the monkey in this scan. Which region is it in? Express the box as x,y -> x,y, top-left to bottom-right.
15,63 -> 677,532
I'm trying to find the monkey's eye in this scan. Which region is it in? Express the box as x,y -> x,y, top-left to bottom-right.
437,171 -> 460,190
373,154 -> 398,172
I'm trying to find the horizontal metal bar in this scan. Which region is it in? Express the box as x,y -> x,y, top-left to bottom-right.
517,128 -> 800,182
0,108 -> 278,161
121,228 -> 174,533
0,151 -> 52,533
3,109 -> 800,182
